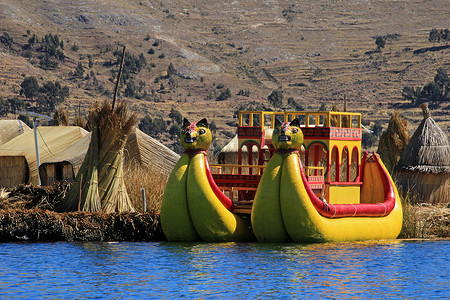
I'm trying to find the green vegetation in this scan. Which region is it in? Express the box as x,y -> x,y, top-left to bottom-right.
287,97 -> 304,111
428,28 -> 450,46
0,32 -> 13,48
138,114 -> 167,138
19,76 -> 69,113
237,89 -> 251,97
402,68 -> 449,104
216,88 -> 231,101
373,33 -> 400,52
361,121 -> 382,149
268,89 -> 283,108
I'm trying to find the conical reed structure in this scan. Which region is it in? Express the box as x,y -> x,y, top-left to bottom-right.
57,101 -> 137,213
394,104 -> 449,204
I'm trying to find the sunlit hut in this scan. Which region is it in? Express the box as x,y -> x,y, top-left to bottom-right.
0,126 -> 88,187
394,104 -> 449,203
0,119 -> 31,146
39,127 -> 179,185
57,101 -> 137,213
218,135 -> 263,165
377,111 -> 410,174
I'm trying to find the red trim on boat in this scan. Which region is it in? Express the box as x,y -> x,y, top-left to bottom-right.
298,152 -> 396,218
204,155 -> 235,211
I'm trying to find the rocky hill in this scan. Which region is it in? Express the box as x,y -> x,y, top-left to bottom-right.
0,0 -> 448,153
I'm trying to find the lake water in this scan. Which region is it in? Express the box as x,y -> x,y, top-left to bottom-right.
0,240 -> 448,299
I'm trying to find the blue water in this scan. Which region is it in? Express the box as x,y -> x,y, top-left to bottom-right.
0,240 -> 448,299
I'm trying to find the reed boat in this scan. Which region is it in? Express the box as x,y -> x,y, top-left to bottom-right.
161,111 -> 403,243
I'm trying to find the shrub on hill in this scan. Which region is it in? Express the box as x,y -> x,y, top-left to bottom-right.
402,68 -> 449,104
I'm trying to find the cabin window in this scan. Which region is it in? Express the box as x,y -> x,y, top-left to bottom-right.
350,147 -> 359,182
340,147 -> 349,182
295,114 -> 306,126
264,115 -> 272,128
306,143 -> 327,177
252,114 -> 261,127
330,146 -> 339,182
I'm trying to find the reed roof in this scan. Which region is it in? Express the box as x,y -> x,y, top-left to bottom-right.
0,120 -> 31,146
0,126 -> 88,185
124,127 -> 179,175
396,110 -> 449,174
40,127 -> 179,178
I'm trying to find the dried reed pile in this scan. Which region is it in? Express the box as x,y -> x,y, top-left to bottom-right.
399,191 -> 449,238
0,209 -> 163,242
395,104 -> 449,204
57,101 -> 137,213
123,165 -> 168,214
377,111 -> 410,174
0,184 -> 69,210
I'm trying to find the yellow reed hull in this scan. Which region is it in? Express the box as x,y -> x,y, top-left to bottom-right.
280,153 -> 403,243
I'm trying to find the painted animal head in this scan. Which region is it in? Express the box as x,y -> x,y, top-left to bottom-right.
272,118 -> 304,150
180,118 -> 212,151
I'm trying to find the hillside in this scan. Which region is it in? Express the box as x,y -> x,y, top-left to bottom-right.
0,0 -> 449,153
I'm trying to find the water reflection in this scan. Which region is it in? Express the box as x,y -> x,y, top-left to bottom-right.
0,240 -> 447,298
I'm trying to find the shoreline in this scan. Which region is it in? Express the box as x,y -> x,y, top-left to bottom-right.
0,209 -> 165,242
0,205 -> 448,242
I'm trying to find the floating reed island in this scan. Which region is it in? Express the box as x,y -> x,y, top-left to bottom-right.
0,103 -> 448,242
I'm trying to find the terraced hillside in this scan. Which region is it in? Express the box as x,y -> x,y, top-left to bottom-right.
0,0 -> 448,151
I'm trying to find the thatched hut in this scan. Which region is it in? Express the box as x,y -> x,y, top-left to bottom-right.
38,127 -> 179,185
394,104 -> 449,204
38,133 -> 91,186
0,126 -> 88,187
0,120 -> 31,146
218,135 -> 266,165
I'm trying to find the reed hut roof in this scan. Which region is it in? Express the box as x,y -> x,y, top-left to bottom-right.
0,120 -> 31,146
39,127 -> 179,179
395,105 -> 450,174
219,135 -> 270,154
124,127 -> 180,175
0,126 -> 88,185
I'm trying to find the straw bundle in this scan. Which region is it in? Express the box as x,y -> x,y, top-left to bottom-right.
377,111 -> 410,174
57,101 -> 137,213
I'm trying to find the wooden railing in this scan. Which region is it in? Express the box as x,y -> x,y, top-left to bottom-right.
238,111 -> 362,129
210,164 -> 265,175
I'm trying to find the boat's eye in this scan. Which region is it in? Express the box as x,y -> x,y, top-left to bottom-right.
273,128 -> 279,134
199,128 -> 206,135
292,128 -> 298,133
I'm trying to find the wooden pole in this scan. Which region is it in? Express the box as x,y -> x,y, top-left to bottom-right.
141,188 -> 147,213
112,45 -> 126,110
78,174 -> 83,211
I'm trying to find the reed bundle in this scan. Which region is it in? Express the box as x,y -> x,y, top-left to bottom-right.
57,101 -> 137,213
377,111 -> 410,174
